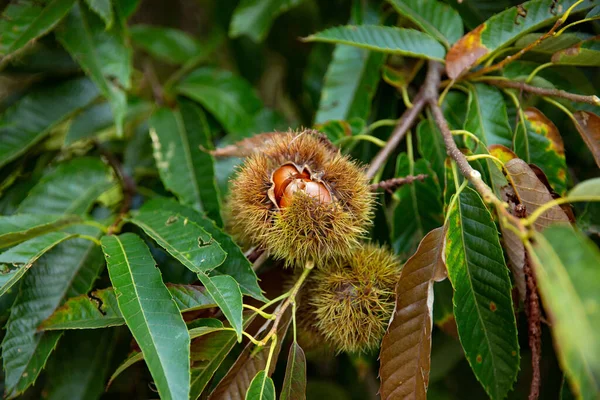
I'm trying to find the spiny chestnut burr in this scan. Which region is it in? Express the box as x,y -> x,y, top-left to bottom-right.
227,130 -> 373,266
297,243 -> 401,353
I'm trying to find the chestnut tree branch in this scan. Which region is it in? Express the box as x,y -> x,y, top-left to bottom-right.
366,93 -> 429,179
426,62 -> 527,235
428,60 -> 544,397
369,174 -> 428,193
485,79 -> 600,105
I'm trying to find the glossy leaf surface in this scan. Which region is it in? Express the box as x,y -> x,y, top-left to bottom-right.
17,157 -> 113,215
0,232 -> 74,297
445,187 -> 519,399
138,197 -> 263,300
305,26 -> 446,61
2,227 -> 104,397
176,68 -> 263,137
101,233 -> 190,400
280,342 -> 307,400
0,0 -> 76,59
149,99 -> 222,225
0,77 -> 99,168
39,284 -> 216,330
386,0 -> 463,47
56,3 -> 131,135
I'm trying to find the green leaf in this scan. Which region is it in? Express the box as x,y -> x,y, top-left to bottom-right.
83,0 -> 113,28
0,77 -> 99,168
101,233 -> 190,400
246,370 -> 276,400
56,3 -> 131,136
43,329 -> 116,400
0,232 -> 74,297
175,67 -> 263,137
114,0 -> 140,20
229,0 -> 306,42
443,90 -> 469,131
39,284 -> 216,330
569,178 -> 600,199
515,33 -> 586,54
0,0 -> 76,60
0,214 -> 80,250
108,322 -> 225,388
446,0 -> 595,78
149,99 -> 222,225
514,107 -> 568,195
315,44 -> 384,124
280,342 -> 307,400
392,154 -> 444,260
445,187 -> 519,399
417,115 -> 446,182
130,24 -> 203,65
65,99 -> 152,145
2,226 -> 104,397
551,38 -> 600,66
305,26 -> 445,61
66,102 -> 113,145
464,83 -> 513,148
530,227 -> 600,399
129,205 -> 227,273
141,197 -> 264,301
587,5 -> 600,18
196,273 -> 243,341
18,157 -> 113,215
386,0 -> 463,48
107,351 -> 144,388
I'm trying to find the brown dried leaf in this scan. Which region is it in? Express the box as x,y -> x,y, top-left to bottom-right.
573,111 -> 600,168
501,159 -> 572,303
505,158 -> 571,231
208,308 -> 292,400
445,25 -> 489,79
528,164 -> 575,222
379,227 -> 445,400
499,185 -> 527,301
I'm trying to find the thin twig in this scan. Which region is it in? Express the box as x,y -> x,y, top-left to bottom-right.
246,247 -> 265,263
97,143 -> 136,235
485,79 -> 600,105
252,250 -> 269,272
525,263 -> 543,400
369,174 -> 428,193
257,260 -> 314,346
365,94 -> 428,180
516,204 -> 542,400
426,62 -> 526,234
